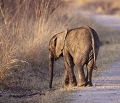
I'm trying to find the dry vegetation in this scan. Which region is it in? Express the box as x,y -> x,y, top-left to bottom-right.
0,0 -> 120,102
0,0 -> 68,90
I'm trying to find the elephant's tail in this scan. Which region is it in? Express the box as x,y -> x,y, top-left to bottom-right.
89,26 -> 97,70
92,35 -> 97,70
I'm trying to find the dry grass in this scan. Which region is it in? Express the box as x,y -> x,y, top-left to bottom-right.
0,0 -> 66,90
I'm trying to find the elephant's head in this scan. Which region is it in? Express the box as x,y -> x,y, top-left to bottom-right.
49,30 -> 67,88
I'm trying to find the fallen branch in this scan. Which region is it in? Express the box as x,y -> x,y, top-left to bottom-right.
0,90 -> 45,98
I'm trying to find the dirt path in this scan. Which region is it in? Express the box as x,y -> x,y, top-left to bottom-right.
93,14 -> 120,30
69,59 -> 120,103
34,59 -> 120,103
79,11 -> 120,30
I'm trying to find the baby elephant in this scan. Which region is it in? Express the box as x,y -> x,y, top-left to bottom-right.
49,25 -> 100,88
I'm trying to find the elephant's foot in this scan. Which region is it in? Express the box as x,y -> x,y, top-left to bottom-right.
63,76 -> 77,88
63,82 -> 69,88
78,83 -> 86,87
78,80 -> 87,87
69,77 -> 77,87
63,76 -> 69,86
86,81 -> 93,87
63,82 -> 77,88
69,82 -> 77,87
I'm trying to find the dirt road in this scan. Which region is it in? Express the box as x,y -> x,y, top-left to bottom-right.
35,59 -> 120,103
69,59 -> 120,103
93,14 -> 120,30
79,11 -> 120,30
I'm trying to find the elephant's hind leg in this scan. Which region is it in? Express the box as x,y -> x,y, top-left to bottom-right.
64,51 -> 77,87
75,63 -> 87,87
63,70 -> 69,87
86,59 -> 94,86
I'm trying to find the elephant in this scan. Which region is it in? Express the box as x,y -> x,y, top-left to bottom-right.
49,25 -> 100,88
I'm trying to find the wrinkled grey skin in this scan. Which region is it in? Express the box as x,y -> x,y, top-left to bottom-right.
49,25 -> 100,88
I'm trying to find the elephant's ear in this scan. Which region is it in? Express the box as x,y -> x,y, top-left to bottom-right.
55,30 -> 67,58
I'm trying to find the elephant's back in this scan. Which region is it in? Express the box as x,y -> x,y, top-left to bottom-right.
66,26 -> 92,46
65,26 -> 92,57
